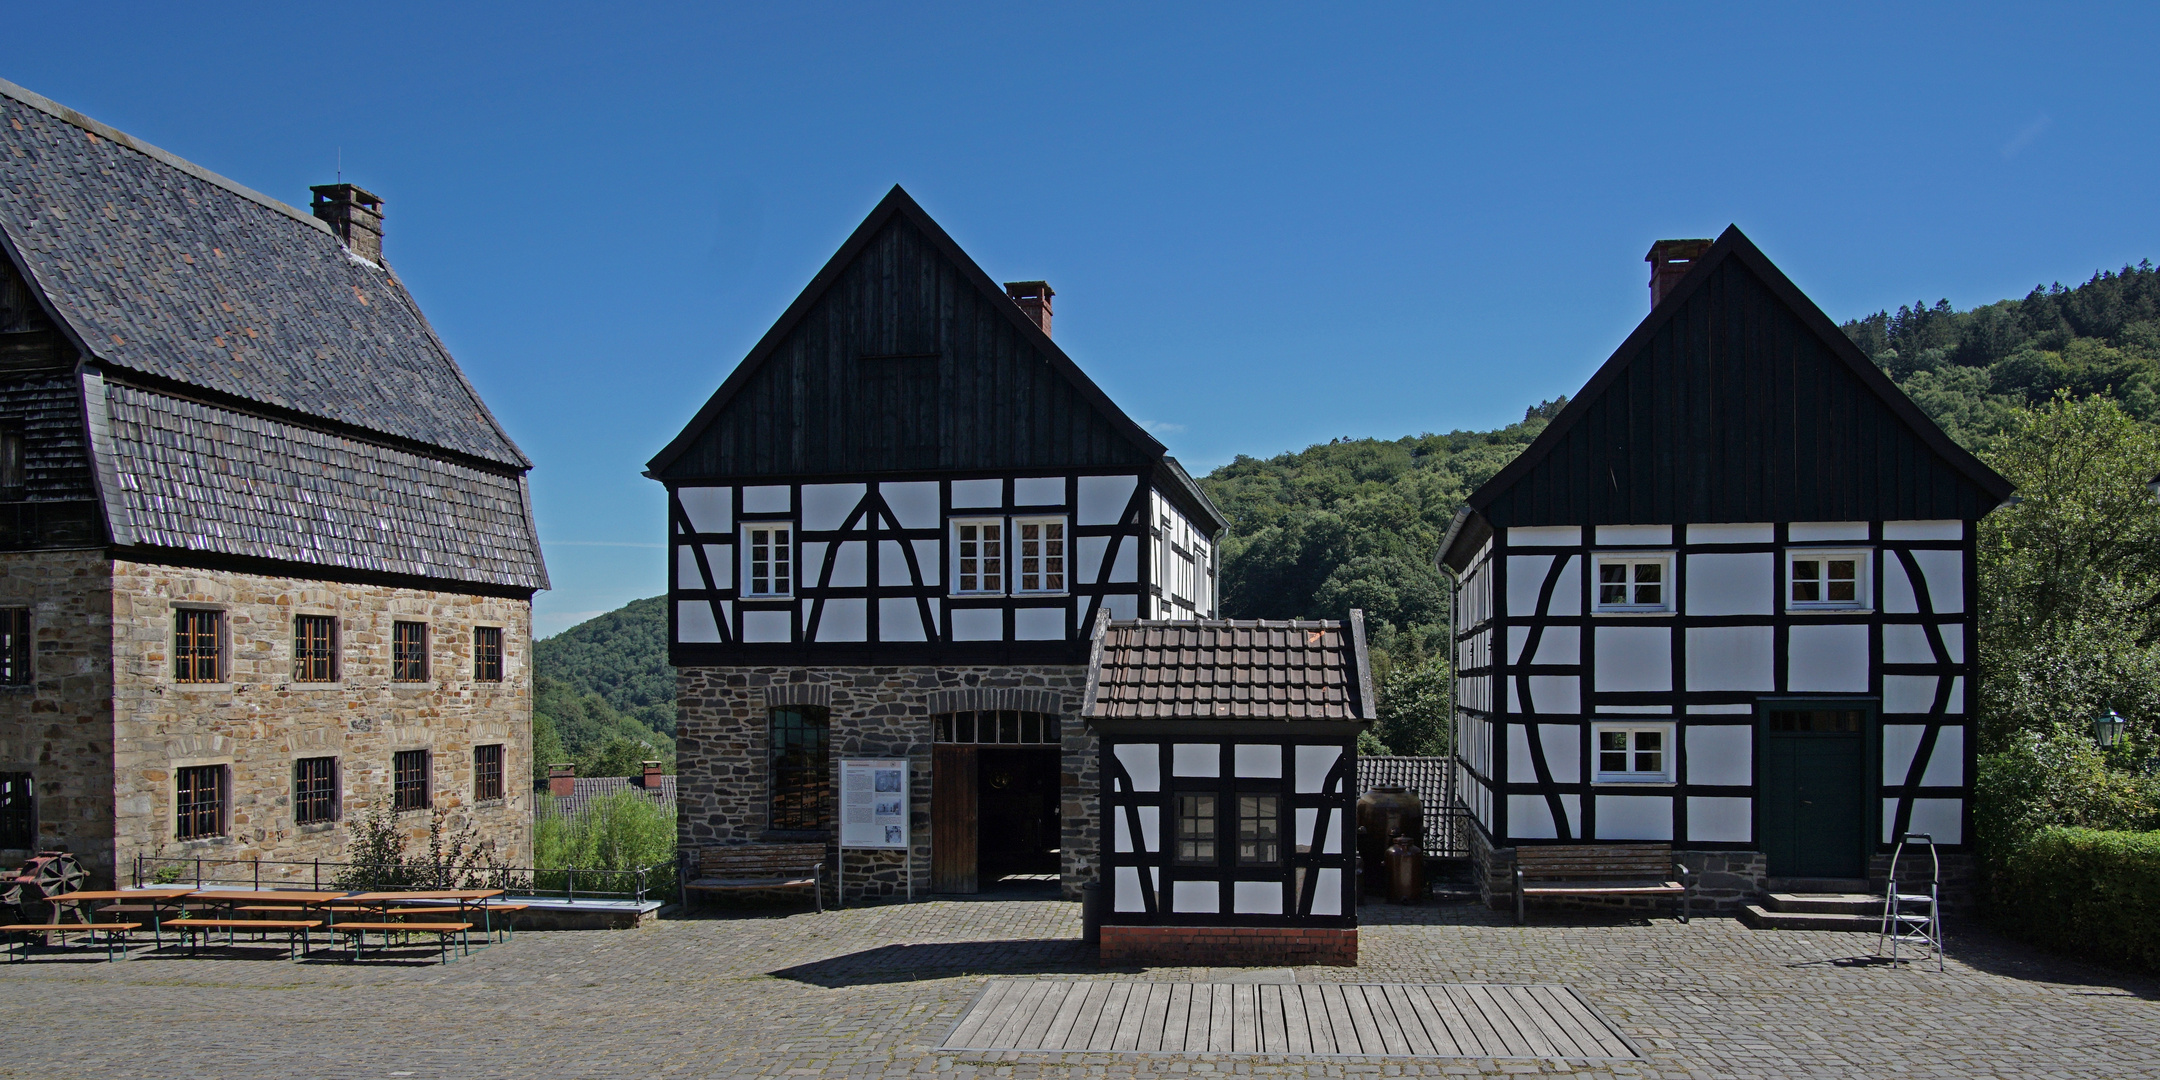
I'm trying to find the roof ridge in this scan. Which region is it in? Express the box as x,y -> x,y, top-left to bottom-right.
0,76 -> 331,237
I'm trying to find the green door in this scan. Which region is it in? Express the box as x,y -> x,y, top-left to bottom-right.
1759,706 -> 1868,879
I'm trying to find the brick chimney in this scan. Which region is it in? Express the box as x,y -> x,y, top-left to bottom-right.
641,760 -> 664,789
1646,239 -> 1713,309
547,763 -> 575,799
1005,281 -> 1053,337
309,183 -> 385,263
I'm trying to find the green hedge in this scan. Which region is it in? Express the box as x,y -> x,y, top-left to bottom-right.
1994,826 -> 2160,971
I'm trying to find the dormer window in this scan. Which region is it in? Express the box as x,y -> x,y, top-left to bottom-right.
1592,553 -> 1672,614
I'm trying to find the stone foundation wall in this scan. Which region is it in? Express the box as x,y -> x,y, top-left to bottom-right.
676,664 -> 1094,902
0,550 -> 115,880
1098,925 -> 1358,967
109,561 -> 534,882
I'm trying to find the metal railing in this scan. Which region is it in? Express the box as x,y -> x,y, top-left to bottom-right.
131,855 -> 675,903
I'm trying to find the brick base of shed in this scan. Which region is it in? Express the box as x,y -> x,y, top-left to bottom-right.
1098,925 -> 1357,967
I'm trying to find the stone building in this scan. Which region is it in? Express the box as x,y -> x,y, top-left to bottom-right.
0,79 -> 547,887
648,186 -> 1226,901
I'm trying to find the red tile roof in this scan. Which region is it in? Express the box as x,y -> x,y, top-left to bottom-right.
1082,615 -> 1375,722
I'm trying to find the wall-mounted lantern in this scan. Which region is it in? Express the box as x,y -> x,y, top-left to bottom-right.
2093,709 -> 2127,748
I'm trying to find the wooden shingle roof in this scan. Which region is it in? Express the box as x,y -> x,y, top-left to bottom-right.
1082,614 -> 1376,723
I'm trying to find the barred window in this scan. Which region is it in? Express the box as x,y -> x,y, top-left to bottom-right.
176,764 -> 225,840
293,615 -> 335,682
1176,794 -> 1217,865
0,607 -> 28,686
393,621 -> 428,682
174,609 -> 222,683
474,744 -> 504,802
933,710 -> 1060,745
1015,518 -> 1066,594
769,706 -> 830,831
0,772 -> 31,848
294,756 -> 337,825
473,626 -> 503,682
393,749 -> 431,811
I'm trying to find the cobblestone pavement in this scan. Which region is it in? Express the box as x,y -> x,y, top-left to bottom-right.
0,894 -> 2153,1078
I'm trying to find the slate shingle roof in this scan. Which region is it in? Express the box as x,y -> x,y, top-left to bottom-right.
537,775 -> 676,818
1082,617 -> 1376,722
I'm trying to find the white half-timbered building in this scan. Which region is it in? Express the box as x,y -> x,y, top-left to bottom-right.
1440,230 -> 2013,908
649,187 -> 1226,901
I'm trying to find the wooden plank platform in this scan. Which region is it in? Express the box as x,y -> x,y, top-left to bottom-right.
939,980 -> 1639,1059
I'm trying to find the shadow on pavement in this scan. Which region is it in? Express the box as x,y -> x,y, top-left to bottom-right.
770,939 -> 1129,987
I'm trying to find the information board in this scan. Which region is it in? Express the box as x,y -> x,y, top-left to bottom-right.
839,759 -> 910,849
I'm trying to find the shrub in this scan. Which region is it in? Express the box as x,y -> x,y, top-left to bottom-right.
534,790 -> 676,899
334,802 -> 522,892
1974,727 -> 2160,859
1993,827 -> 2160,972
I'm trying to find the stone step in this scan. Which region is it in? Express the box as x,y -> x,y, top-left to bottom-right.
1740,904 -> 1881,932
1762,892 -> 1881,915
1764,877 -> 1871,893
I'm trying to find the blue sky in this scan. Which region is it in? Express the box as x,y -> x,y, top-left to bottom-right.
10,4 -> 2157,635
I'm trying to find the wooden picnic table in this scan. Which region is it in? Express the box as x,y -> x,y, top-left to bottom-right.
42,888 -> 196,930
345,889 -> 507,941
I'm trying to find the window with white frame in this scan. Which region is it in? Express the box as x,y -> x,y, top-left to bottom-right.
743,524 -> 793,597
952,519 -> 1005,594
1592,553 -> 1672,613
1013,517 -> 1066,594
1593,723 -> 1672,782
1787,549 -> 1869,610
1174,547 -> 1197,601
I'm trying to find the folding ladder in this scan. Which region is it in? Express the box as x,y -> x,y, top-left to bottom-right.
1877,832 -> 1943,971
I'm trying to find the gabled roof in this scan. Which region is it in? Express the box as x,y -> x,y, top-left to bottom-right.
646,185 -> 1169,479
1081,612 -> 1376,723
0,77 -> 529,469
1440,226 -> 2013,570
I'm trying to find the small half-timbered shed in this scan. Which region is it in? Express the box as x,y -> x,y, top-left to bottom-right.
1439,228 -> 2012,910
649,186 -> 1227,901
1082,614 -> 1372,966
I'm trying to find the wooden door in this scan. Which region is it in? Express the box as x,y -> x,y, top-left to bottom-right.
932,744 -> 978,893
1760,709 -> 1867,879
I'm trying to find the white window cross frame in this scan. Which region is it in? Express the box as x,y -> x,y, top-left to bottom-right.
1591,552 -> 1673,613
1012,516 -> 1067,595
1592,722 -> 1673,783
1786,548 -> 1871,611
742,524 -> 794,598
951,518 -> 1007,596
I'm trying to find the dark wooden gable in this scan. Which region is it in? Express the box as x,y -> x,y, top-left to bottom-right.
1470,227 -> 2012,533
649,186 -> 1163,481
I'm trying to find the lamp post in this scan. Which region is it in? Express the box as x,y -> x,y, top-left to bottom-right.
2093,710 -> 2127,748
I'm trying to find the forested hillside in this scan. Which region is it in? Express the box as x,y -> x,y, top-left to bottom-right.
530,597 -> 676,783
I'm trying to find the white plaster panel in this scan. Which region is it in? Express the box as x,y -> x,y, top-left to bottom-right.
1506,555 -> 1554,617
1884,556 -> 1919,614
1310,869 -> 1343,916
1786,623 -> 1870,692
1922,726 -> 1964,787
800,483 -> 865,531
1789,521 -> 1868,541
1234,744 -> 1283,778
1596,525 -> 1671,545
1685,522 -> 1773,544
1014,476 -> 1065,506
1113,810 -> 1135,853
1232,881 -> 1284,915
950,478 -> 1002,508
1104,593 -> 1139,620
1508,526 -> 1580,546
1507,724 -> 1537,783
677,487 -> 732,533
877,541 -> 912,586
1687,797 -> 1752,842
1295,807 -> 1318,850
911,539 -> 941,586
1015,606 -> 1065,640
675,601 -> 720,643
1109,536 -> 1137,583
1684,552 -> 1774,615
1685,626 -> 1775,691
703,545 -> 731,589
1913,550 -> 1964,613
742,485 -> 790,514
1548,555 -> 1583,616
1884,675 -> 1938,715
1561,793 -> 1581,836
1519,676 -> 1579,715
1883,624 -> 1938,665
1077,474 -> 1138,525
1887,799 -> 1963,844
675,546 -> 704,590
1295,745 -> 1342,793
1134,806 -> 1159,852
1938,623 -> 1965,665
826,541 -> 866,588
1595,795 -> 1673,841
1594,705 -> 1668,714
1946,676 -> 1964,714
1540,725 -> 1581,783
877,597 -> 927,642
1885,520 -> 1962,540
1534,625 -> 1581,666
1508,795 -> 1557,839
741,609 -> 791,642
1114,744 -> 1160,792
880,481 -> 940,530
1076,536 -> 1108,586
1113,865 -> 1147,912
797,541 -> 825,584
1687,703 -> 1753,714
1172,880 -> 1220,914
1595,628 -> 1672,693
813,598 -> 866,642
1686,724 -> 1753,786
950,607 -> 1002,641
1173,743 -> 1220,777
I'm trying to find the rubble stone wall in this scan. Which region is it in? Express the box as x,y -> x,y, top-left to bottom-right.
0,549 -> 115,879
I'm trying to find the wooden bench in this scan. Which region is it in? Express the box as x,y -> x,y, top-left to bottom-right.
383,902 -> 528,941
160,918 -> 321,959
332,922 -> 473,964
0,922 -> 141,962
1514,844 -> 1692,924
685,843 -> 826,912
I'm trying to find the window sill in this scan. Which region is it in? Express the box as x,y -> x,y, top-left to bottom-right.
1785,606 -> 1874,615
296,821 -> 338,834
1591,780 -> 1676,788
1590,609 -> 1675,618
